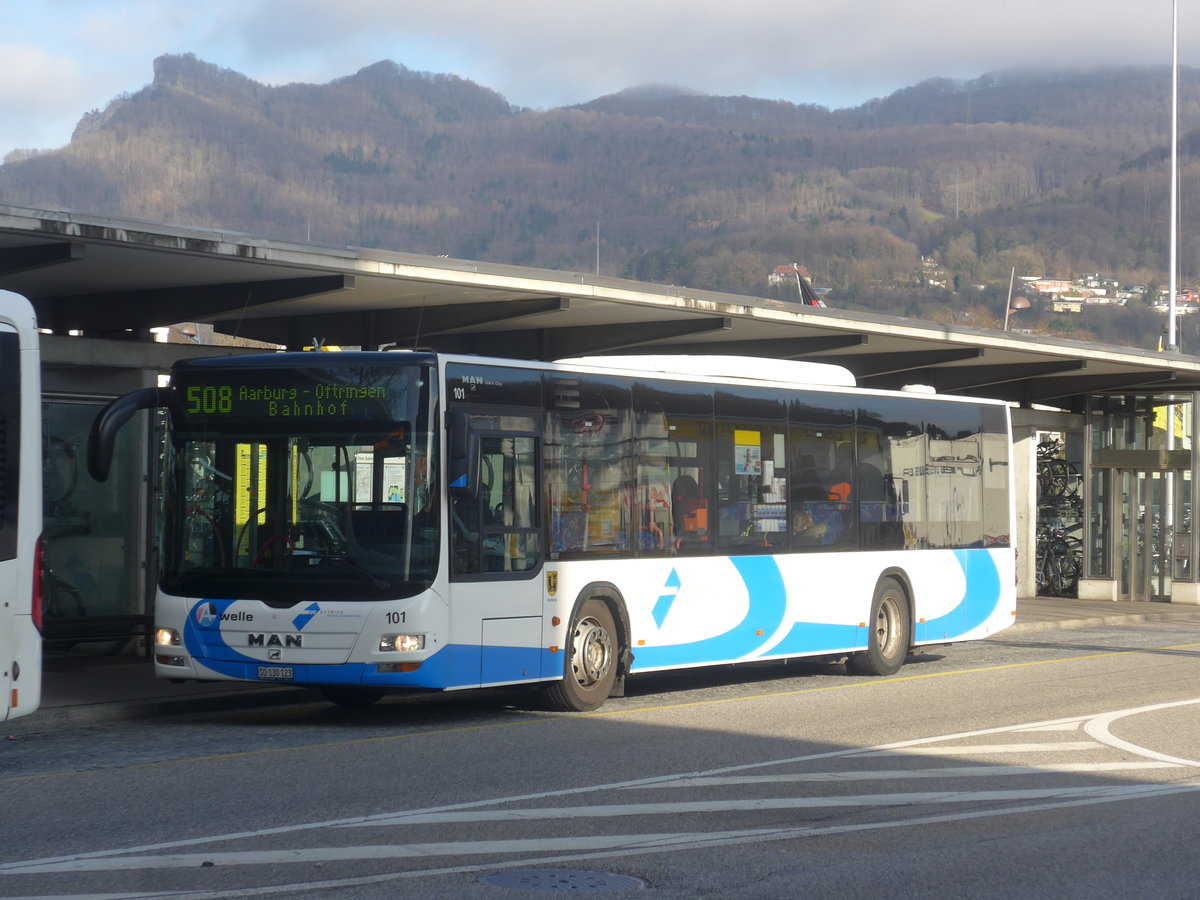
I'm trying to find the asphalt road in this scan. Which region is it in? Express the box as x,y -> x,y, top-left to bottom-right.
3,618 -> 1200,899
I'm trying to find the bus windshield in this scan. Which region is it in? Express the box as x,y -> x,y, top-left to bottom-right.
160,359 -> 436,602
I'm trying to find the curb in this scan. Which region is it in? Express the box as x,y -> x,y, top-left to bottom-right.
2,686 -> 319,739
1001,608 -> 1200,636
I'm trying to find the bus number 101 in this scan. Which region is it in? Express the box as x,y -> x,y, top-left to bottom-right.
186,385 -> 233,414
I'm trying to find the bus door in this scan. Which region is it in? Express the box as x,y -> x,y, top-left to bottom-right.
448,417 -> 543,686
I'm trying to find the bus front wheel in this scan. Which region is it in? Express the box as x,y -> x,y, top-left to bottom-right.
544,597 -> 618,712
847,577 -> 910,676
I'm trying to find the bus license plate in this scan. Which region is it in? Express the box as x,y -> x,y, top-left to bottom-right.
258,666 -> 294,681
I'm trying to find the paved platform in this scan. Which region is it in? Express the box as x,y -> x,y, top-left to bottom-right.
5,596 -> 1200,737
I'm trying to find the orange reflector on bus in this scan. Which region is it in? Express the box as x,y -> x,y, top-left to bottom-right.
10,689 -> 17,709
549,646 -> 560,653
552,617 -> 561,626
378,661 -> 423,674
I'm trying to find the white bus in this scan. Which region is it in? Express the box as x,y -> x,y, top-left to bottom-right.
0,291 -> 42,722
89,351 -> 1014,711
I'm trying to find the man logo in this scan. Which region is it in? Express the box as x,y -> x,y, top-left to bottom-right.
248,634 -> 303,648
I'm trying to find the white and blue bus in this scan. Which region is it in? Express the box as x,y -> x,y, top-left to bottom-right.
89,351 -> 1014,710
0,291 -> 42,723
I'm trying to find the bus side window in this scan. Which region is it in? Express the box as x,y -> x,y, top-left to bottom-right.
452,434 -> 540,576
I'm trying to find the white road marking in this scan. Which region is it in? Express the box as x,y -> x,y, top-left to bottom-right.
857,741 -> 1099,755
3,697 -> 1199,893
8,783 -> 1200,881
347,783 -> 1200,828
637,761 -> 1181,787
1020,722 -> 1084,732
1083,697 -> 1200,766
2,834 -> 708,874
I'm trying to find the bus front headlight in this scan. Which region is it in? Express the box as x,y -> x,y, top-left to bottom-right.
156,628 -> 181,647
379,634 -> 425,652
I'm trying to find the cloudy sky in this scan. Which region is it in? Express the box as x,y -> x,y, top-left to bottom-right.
1,0 -> 1192,159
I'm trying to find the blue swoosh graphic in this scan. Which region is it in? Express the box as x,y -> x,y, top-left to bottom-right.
761,620 -> 860,656
915,549 -> 1002,640
767,548 -> 1004,654
183,598 -> 265,679
632,556 -> 788,671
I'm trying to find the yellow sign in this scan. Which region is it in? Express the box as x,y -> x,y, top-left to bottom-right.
1153,404 -> 1188,441
733,429 -> 760,446
235,443 -> 268,558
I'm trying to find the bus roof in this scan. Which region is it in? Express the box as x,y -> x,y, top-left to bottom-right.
553,355 -> 857,387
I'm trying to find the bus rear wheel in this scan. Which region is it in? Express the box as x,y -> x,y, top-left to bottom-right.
847,576 -> 910,676
544,598 -> 618,712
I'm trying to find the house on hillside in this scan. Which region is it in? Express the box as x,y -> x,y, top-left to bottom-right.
1050,297 -> 1085,313
768,263 -> 812,286
1031,279 -> 1072,295
768,263 -> 827,307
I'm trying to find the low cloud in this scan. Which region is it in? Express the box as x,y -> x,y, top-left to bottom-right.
0,0 -> 1191,158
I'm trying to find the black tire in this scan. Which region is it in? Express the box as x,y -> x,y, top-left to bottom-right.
543,597 -> 619,712
846,577 -> 910,676
319,685 -> 385,707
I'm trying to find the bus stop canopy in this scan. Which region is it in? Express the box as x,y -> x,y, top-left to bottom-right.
2,203 -> 1197,410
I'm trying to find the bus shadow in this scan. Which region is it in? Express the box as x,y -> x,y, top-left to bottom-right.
175,653 -> 948,731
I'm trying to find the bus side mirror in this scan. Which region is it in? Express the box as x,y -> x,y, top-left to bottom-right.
446,410 -> 480,500
87,386 -> 166,482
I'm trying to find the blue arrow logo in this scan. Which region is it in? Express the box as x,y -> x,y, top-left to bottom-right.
292,602 -> 321,631
653,568 -> 681,627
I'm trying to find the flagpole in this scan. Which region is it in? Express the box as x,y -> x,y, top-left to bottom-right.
1168,0 -> 1179,351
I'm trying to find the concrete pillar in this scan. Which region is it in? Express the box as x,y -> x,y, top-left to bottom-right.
1012,423 -> 1038,597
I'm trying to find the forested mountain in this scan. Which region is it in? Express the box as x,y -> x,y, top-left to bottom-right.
3,53 -> 1199,348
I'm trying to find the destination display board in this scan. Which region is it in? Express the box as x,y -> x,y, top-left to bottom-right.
168,359 -> 427,431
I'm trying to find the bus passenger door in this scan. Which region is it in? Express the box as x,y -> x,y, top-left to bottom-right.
449,429 -> 543,686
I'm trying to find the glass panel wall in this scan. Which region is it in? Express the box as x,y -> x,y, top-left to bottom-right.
1090,394 -> 1193,453
1087,393 -> 1196,592
1088,467 -> 1111,577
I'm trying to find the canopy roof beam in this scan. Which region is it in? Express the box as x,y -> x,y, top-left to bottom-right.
42,275 -> 354,333
0,242 -> 84,278
546,317 -> 733,358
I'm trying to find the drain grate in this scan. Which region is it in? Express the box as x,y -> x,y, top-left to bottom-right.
479,869 -> 647,892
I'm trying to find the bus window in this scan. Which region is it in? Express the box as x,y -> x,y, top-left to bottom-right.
634,405 -> 671,554
863,397 -> 987,550
716,387 -> 787,552
981,406 -> 1012,547
452,430 -> 540,576
547,375 -> 632,557
788,397 -> 855,549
